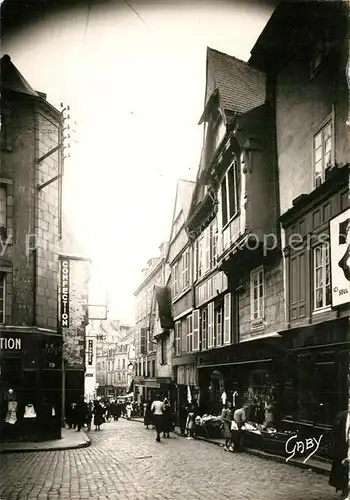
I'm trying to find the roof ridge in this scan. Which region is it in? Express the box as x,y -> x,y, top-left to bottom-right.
207,46 -> 265,76
207,46 -> 248,66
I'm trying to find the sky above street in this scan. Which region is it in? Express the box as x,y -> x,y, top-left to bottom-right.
2,0 -> 275,323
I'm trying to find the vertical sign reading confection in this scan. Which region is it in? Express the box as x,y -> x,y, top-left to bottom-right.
60,259 -> 70,327
330,209 -> 350,307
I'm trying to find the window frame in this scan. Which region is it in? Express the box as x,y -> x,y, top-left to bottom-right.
313,115 -> 334,188
215,305 -> 223,347
313,242 -> 331,311
250,266 -> 265,321
223,293 -> 231,345
197,236 -> 204,278
175,321 -> 181,355
201,308 -> 207,351
172,262 -> 179,297
220,160 -> 239,228
182,248 -> 189,290
186,314 -> 193,353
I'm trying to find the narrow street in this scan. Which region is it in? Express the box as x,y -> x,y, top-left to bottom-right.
0,419 -> 338,500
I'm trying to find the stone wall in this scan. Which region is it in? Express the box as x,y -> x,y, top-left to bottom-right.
35,111 -> 60,329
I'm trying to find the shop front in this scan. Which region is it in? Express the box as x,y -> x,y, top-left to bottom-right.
196,337 -> 286,444
279,318 -> 349,460
172,356 -> 199,424
0,329 -> 62,442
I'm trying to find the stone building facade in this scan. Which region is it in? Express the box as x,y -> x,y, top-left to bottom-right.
0,55 -> 63,441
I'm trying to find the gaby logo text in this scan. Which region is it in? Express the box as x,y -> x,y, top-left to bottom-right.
285,434 -> 323,463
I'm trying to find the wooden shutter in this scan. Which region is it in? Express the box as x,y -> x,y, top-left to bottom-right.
193,310 -> 199,351
207,302 -> 214,348
289,251 -> 307,322
205,227 -> 210,272
223,293 -> 231,344
140,328 -> 146,354
201,309 -> 207,350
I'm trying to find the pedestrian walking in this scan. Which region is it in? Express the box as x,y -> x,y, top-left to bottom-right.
179,404 -> 187,436
75,396 -> 87,431
185,405 -> 195,440
126,401 -> 132,420
221,401 -> 234,452
151,394 -> 164,442
93,400 -> 104,431
144,398 -> 153,429
329,409 -> 349,500
86,401 -> 93,431
162,398 -> 172,438
115,402 -> 122,421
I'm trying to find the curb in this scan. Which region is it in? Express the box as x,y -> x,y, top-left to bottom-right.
128,417 -> 330,476
0,433 -> 91,454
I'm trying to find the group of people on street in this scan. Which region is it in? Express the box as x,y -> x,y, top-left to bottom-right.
221,402 -> 247,452
66,397 -> 126,431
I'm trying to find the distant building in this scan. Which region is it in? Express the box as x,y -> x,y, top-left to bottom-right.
59,215 -> 91,411
93,319 -> 134,399
134,243 -> 169,403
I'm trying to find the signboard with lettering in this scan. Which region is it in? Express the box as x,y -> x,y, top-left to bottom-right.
60,259 -> 70,327
330,209 -> 350,307
88,339 -> 93,365
0,337 -> 21,350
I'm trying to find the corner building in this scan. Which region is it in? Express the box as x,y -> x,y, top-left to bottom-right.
0,55 -> 63,441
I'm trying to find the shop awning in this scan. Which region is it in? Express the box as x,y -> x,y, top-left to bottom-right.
198,358 -> 272,369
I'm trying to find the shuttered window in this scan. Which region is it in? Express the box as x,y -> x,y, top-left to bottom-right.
201,308 -> 207,350
207,302 -> 214,348
215,306 -> 223,347
192,310 -> 200,351
187,314 -> 193,352
223,293 -> 231,344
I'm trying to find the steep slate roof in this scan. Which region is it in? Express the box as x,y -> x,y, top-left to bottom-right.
203,47 -> 266,119
1,54 -> 39,97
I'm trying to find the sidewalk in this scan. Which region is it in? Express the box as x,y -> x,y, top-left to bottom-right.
0,428 -> 91,454
126,416 -> 331,476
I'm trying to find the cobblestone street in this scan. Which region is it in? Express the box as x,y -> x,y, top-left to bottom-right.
0,419 -> 339,500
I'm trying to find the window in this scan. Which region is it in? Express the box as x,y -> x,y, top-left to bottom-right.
250,267 -> 264,320
211,219 -> 218,267
221,162 -> 238,227
197,236 -> 204,278
122,358 -> 125,368
182,249 -> 189,290
187,314 -> 193,352
152,360 -> 155,378
0,186 -> 6,232
181,318 -> 187,353
204,227 -> 210,273
207,302 -> 214,348
118,358 -> 120,368
0,273 -> 5,324
193,310 -> 200,351
175,321 -> 181,355
215,306 -> 223,347
314,120 -> 333,187
173,262 -> 179,297
223,293 -> 231,344
313,243 -> 331,310
161,337 -> 167,365
201,308 -> 207,350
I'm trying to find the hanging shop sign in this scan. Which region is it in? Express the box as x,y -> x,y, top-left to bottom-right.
330,209 -> 350,307
88,339 -> 93,365
60,259 -> 70,327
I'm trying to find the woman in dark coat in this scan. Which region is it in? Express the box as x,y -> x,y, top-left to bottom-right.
162,398 -> 172,438
144,399 -> 153,429
93,401 -> 104,431
329,409 -> 349,499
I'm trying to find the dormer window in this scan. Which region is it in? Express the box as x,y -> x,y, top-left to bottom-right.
314,117 -> 333,188
205,111 -> 226,166
220,161 -> 239,227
